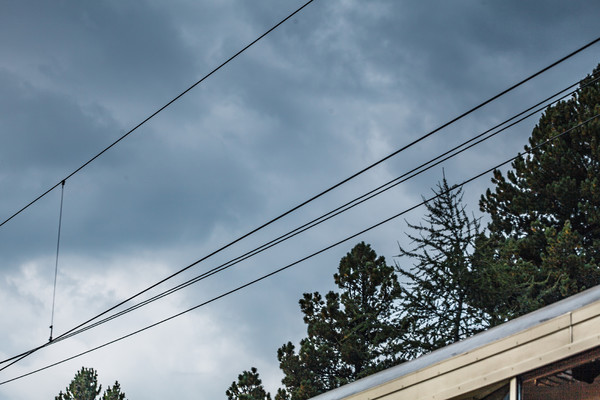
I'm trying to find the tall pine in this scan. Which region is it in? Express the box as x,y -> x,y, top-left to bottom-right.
476,63 -> 600,319
277,242 -> 404,400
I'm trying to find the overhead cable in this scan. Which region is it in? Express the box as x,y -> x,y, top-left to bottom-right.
0,32 -> 597,372
1,69 -> 598,370
1,113 -> 598,386
52,72 -> 600,342
24,35 -> 600,344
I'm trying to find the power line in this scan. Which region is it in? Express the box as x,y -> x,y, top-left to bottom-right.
30,34 -> 600,337
0,0 -> 317,230
2,113 -> 597,386
52,72 -> 599,342
0,0 -> 316,371
0,26 -> 597,286
1,65 -> 598,371
0,27 -> 596,371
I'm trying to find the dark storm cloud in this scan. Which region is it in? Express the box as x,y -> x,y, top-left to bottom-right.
2,1 -> 600,399
0,1 -> 197,104
0,70 -> 117,173
0,0 -> 273,266
289,0 -> 600,112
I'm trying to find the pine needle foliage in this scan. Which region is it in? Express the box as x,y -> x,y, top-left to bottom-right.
55,367 -> 126,400
276,242 -> 405,400
102,382 -> 126,400
476,64 -> 600,319
395,177 -> 485,358
226,367 -> 272,400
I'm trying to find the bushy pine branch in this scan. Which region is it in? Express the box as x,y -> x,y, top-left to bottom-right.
395,177 -> 486,357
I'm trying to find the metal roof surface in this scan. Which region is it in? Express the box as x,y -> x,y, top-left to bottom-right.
310,284 -> 600,400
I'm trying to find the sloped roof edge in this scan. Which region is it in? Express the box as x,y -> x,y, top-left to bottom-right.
310,284 -> 600,400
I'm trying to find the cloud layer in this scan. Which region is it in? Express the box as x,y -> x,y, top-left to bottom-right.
1,1 -> 599,399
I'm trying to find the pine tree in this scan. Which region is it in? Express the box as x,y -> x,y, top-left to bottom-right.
476,63 -> 600,318
276,242 -> 405,400
55,367 -> 126,400
226,367 -> 271,400
56,367 -> 102,400
395,177 -> 485,357
102,382 -> 126,400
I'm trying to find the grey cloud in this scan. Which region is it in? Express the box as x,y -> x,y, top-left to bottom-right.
0,69 -> 117,173
2,1 -> 600,399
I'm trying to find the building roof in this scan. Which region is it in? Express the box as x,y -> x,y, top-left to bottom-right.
311,285 -> 600,400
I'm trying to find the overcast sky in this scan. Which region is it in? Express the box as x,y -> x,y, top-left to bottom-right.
0,1 -> 599,399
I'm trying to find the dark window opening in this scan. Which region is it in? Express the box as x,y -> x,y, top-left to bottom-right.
521,347 -> 600,400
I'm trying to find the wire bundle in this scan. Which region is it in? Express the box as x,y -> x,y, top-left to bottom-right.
0,0 -> 598,386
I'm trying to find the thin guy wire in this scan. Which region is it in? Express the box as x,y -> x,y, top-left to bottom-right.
0,71 -> 596,365
1,113 -> 597,386
49,180 -> 65,342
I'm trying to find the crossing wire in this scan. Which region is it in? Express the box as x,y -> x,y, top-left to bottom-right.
49,72 -> 600,344
1,52 -> 599,371
28,34 -> 600,343
0,0 -> 316,372
1,113 -> 597,386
